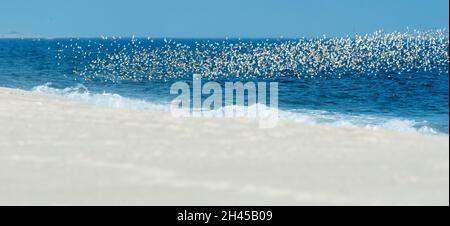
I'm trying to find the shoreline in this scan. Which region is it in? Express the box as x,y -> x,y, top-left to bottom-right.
0,87 -> 448,205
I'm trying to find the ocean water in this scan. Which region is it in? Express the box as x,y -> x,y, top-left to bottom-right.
0,30 -> 448,134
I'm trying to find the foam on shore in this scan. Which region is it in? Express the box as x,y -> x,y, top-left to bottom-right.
32,83 -> 442,135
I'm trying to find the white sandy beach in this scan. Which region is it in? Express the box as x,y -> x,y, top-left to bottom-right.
0,87 -> 448,205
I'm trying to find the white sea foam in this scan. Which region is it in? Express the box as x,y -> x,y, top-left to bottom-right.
32,83 -> 169,112
280,109 -> 439,134
31,83 -> 441,135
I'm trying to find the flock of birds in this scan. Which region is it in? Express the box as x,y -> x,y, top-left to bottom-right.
55,29 -> 449,82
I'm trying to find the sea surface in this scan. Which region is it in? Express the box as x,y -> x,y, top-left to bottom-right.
0,30 -> 448,134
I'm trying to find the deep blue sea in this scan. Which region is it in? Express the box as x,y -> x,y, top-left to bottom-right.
0,31 -> 448,134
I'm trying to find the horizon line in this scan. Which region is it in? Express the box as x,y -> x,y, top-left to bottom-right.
1,28 -> 449,40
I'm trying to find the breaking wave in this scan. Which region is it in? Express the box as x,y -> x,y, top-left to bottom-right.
31,83 -> 442,135
32,83 -> 169,112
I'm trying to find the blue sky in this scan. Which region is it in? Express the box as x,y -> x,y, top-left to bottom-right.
0,0 -> 448,38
